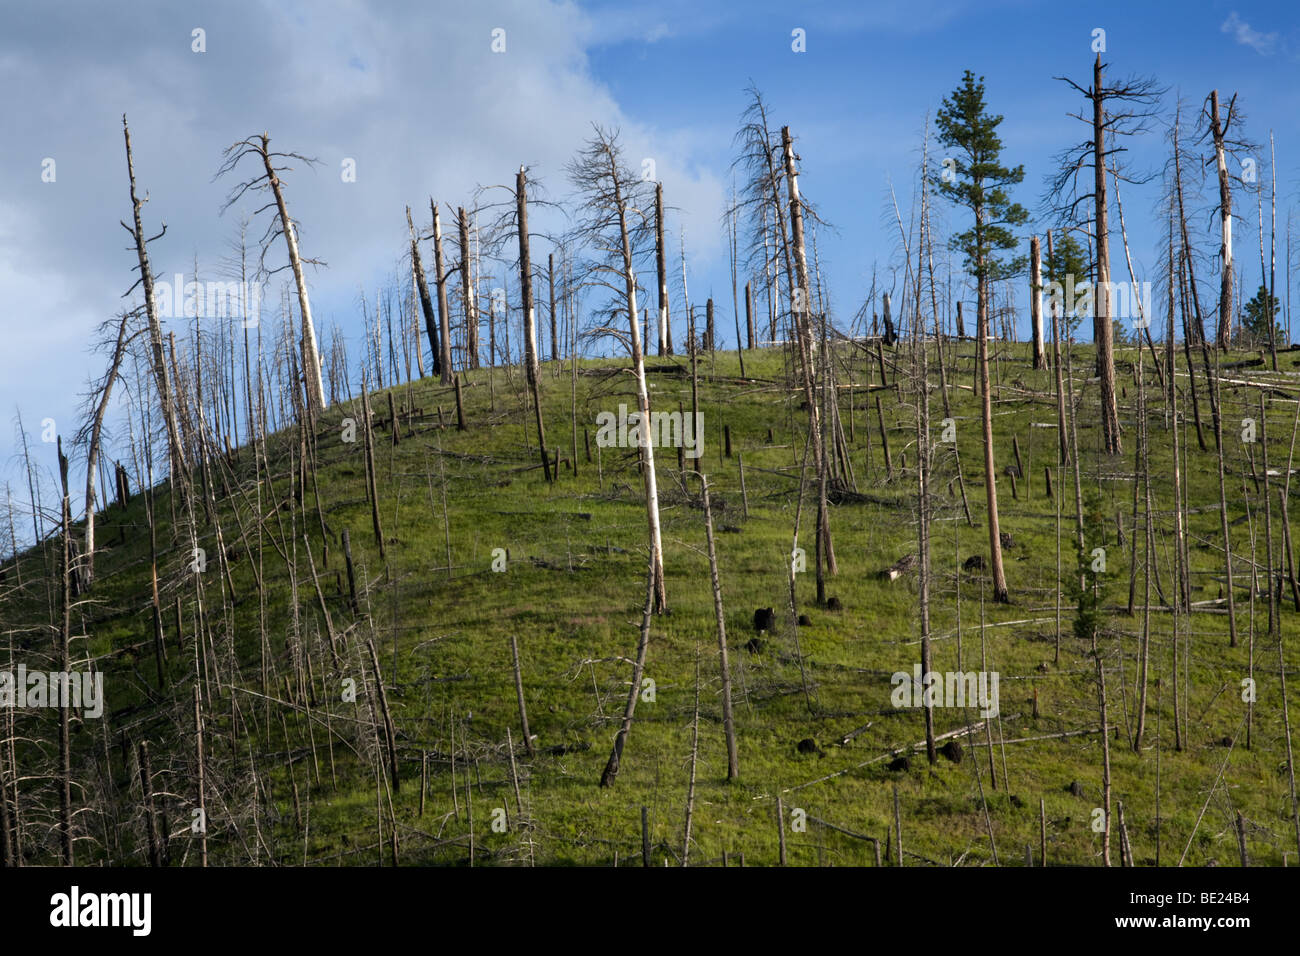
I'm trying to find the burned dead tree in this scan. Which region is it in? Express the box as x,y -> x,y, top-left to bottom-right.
406,205 -> 441,379
431,200 -> 454,384
122,115 -> 187,484
1050,55 -> 1163,456
568,126 -> 667,611
77,311 -> 134,586
460,206 -> 479,369
217,131 -> 328,419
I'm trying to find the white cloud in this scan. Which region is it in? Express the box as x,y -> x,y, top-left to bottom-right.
1221,11 -> 1279,56
0,0 -> 725,495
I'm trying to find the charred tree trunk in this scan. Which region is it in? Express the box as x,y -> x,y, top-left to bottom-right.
656,182 -> 671,356
548,252 -> 558,364
1092,55 -> 1121,455
1209,90 -> 1235,350
459,206 -> 478,370
431,200 -> 454,384
408,205 -> 441,378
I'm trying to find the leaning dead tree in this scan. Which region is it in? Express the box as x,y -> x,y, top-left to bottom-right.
567,125 -> 667,611
75,311 -> 134,586
696,473 -> 739,779
406,205 -> 442,379
216,132 -> 327,416
122,115 -> 187,484
600,556 -> 656,787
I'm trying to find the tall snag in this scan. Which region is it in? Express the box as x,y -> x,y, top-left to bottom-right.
515,168 -> 551,482
460,207 -> 479,369
781,126 -> 837,588
431,201 -> 454,385
216,132 -> 327,416
1050,56 -> 1162,456
1206,90 -> 1241,349
122,116 -> 187,483
568,127 -> 667,611
406,206 -> 441,379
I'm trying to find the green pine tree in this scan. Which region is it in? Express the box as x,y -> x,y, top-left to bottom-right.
1043,230 -> 1091,340
934,69 -> 1026,604
1242,283 -> 1284,347
934,70 -> 1029,285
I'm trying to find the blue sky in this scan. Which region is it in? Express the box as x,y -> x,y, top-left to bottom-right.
2,0 -> 1298,546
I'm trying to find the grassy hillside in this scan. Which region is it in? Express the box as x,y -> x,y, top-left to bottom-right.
5,338 -> 1300,867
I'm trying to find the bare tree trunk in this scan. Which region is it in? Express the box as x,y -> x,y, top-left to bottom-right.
1134,350 -> 1152,749
509,632 -> 534,758
1095,634 -> 1113,867
1276,490 -> 1300,861
745,281 -> 755,351
1173,115 -> 1220,446
431,201 -> 454,384
781,127 -> 836,582
1047,232 -> 1070,466
1092,56 -> 1121,455
57,439 -> 73,865
1268,133 -> 1278,369
361,371 -> 385,558
698,475 -> 739,779
681,643 -> 700,866
459,207 -> 478,370
122,116 -> 187,482
1212,350 -> 1238,646
365,636 -> 400,794
1112,166 -> 1165,386
730,198 -> 746,377
548,251 -> 558,364
655,182 -> 670,356
82,312 -> 131,586
259,135 -> 325,415
600,559 -> 655,787
916,334 -> 937,762
1209,90 -> 1235,350
138,740 -> 160,867
193,685 -> 208,866
515,169 -> 551,482
1030,236 -> 1045,369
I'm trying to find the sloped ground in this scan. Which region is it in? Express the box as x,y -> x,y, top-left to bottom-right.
4,340 -> 1299,866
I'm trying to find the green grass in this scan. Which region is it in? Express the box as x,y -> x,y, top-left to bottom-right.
6,337 -> 1300,867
